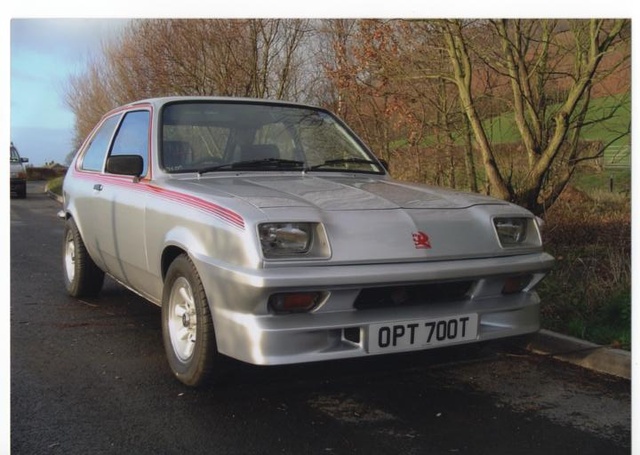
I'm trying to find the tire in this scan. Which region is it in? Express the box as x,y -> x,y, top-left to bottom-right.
162,254 -> 219,387
63,218 -> 105,297
17,185 -> 26,199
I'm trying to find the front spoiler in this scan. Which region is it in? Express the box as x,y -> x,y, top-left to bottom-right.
192,252 -> 554,365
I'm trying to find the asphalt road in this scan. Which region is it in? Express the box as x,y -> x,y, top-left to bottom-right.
10,182 -> 631,454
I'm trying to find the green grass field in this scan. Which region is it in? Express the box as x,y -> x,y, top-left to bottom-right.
483,94 -> 631,147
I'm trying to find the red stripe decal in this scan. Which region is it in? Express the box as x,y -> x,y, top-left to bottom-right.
70,170 -> 245,230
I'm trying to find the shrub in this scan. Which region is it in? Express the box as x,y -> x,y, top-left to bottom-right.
538,185 -> 631,349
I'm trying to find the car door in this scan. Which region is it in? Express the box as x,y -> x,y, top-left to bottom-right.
103,109 -> 156,297
72,113 -> 123,273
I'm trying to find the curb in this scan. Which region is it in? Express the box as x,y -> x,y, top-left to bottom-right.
44,185 -> 63,204
47,191 -> 63,204
42,185 -> 630,380
519,329 -> 631,380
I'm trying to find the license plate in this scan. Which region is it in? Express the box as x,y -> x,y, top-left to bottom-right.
367,314 -> 478,354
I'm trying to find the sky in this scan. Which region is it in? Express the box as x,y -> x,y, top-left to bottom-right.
10,19 -> 130,166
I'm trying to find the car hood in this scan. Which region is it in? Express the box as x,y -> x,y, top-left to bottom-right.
171,174 -> 507,211
161,174 -> 537,264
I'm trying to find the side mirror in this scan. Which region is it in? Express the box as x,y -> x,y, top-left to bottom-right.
106,155 -> 144,177
379,159 -> 390,172
21,157 -> 29,163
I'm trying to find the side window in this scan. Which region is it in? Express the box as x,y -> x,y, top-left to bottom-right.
110,110 -> 150,176
80,114 -> 121,172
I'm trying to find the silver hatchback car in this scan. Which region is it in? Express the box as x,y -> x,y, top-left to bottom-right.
61,97 -> 554,386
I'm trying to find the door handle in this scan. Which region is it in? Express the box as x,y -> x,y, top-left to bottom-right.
93,184 -> 103,191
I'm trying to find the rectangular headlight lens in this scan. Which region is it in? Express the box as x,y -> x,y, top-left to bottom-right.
259,223 -> 312,257
494,218 -> 528,246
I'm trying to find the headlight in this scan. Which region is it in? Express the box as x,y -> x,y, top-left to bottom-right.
259,223 -> 313,257
493,217 -> 528,246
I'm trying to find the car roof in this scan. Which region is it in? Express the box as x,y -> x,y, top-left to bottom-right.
117,96 -> 321,112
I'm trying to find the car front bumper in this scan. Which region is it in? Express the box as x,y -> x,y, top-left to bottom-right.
193,252 -> 555,365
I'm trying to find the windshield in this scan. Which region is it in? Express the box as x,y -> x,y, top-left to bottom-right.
160,102 -> 384,175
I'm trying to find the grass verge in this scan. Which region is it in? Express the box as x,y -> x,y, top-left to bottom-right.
46,176 -> 64,197
538,177 -> 631,350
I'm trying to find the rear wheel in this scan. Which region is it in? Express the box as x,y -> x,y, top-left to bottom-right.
162,254 -> 218,387
63,218 -> 104,297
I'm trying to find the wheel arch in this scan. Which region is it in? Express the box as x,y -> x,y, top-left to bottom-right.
161,245 -> 188,282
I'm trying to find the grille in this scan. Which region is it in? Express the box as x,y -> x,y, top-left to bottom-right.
354,281 -> 473,309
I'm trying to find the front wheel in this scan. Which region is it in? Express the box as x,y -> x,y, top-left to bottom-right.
63,217 -> 104,297
162,254 -> 219,387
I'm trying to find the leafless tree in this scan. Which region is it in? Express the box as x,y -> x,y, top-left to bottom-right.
65,19 -> 313,149
438,19 -> 630,213
65,18 -> 630,215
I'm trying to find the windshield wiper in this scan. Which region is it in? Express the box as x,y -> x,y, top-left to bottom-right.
306,158 -> 382,171
198,158 -> 304,176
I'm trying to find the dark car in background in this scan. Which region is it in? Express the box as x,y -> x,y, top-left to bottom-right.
10,142 -> 28,198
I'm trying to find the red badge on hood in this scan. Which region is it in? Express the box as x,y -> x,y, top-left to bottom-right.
412,231 -> 431,249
